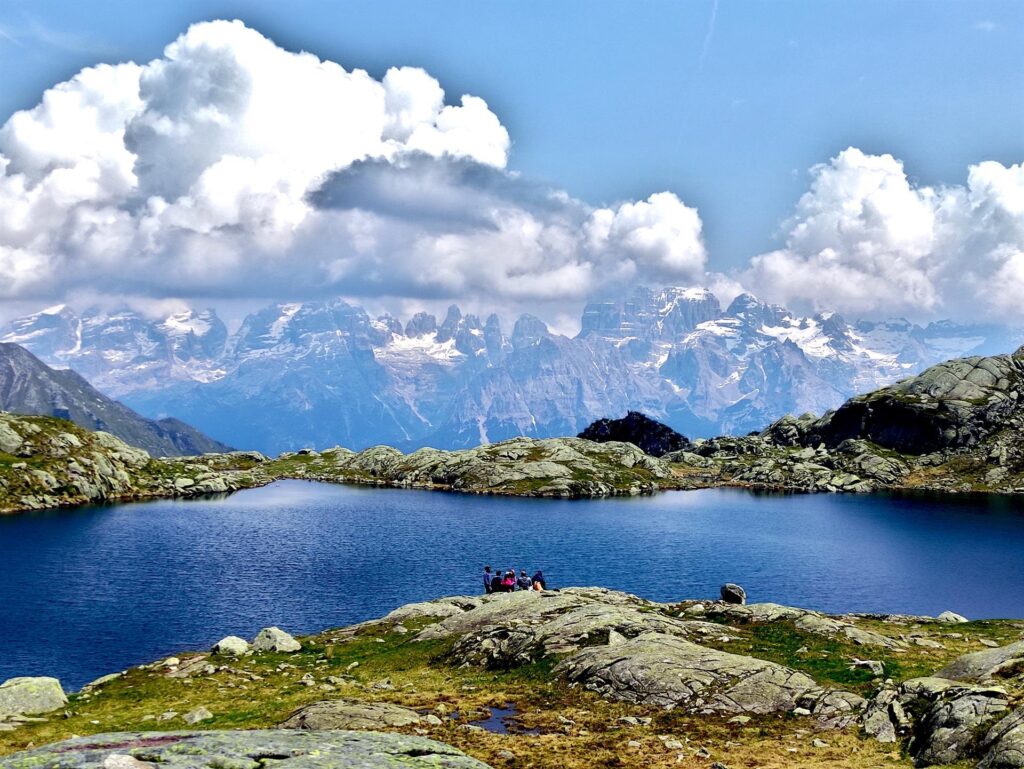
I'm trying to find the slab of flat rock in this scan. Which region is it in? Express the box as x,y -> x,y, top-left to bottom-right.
555,631 -> 822,714
384,597 -> 480,623
447,603 -> 721,668
281,700 -> 423,730
0,730 -> 492,769
416,588 -> 652,642
938,641 -> 1024,684
0,677 -> 67,716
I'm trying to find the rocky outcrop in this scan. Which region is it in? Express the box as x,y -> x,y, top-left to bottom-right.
577,411 -> 691,457
863,677 -> 1011,766
0,731 -> 492,769
861,637 -> 1024,767
0,412 -> 256,514
402,589 -> 863,721
806,352 -> 1024,454
711,603 -> 905,649
302,437 -> 673,498
4,587 -> 1019,769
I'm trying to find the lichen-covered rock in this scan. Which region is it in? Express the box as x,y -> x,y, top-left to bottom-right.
252,627 -> 301,653
979,707 -> 1024,768
862,677 -> 1011,765
909,683 -> 1010,765
0,676 -> 67,716
0,730 -> 493,769
554,631 -> 824,714
183,706 -> 213,725
281,700 -> 424,730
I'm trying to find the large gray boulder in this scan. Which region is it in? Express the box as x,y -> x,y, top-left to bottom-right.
211,636 -> 250,656
0,730 -> 492,769
252,627 -> 301,653
0,676 -> 67,716
0,420 -> 23,455
937,641 -> 1024,684
720,583 -> 746,604
281,700 -> 424,730
555,631 -> 822,714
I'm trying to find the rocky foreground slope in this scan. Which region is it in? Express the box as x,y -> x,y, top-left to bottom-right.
2,587 -> 1024,768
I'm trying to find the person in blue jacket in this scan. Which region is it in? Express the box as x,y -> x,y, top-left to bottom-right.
483,565 -> 494,594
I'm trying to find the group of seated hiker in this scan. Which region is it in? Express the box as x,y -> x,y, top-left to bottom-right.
483,565 -> 546,593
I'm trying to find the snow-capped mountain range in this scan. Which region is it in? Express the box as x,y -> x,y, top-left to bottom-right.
4,287 -> 1021,454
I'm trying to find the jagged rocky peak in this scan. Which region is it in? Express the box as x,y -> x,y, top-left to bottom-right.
436,305 -> 486,355
405,311 -> 438,337
231,299 -> 387,353
578,411 -> 692,457
579,286 -> 722,340
436,305 -> 463,342
158,308 -> 228,361
725,293 -> 789,328
511,314 -> 550,348
373,313 -> 404,336
1,304 -> 80,358
483,314 -> 511,360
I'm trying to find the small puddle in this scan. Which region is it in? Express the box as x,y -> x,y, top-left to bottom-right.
456,703 -> 540,735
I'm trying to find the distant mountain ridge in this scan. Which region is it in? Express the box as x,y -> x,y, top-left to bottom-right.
3,288 -> 1022,455
0,343 -> 231,457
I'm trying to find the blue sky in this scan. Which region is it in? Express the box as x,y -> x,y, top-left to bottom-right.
0,1 -> 1021,326
2,0 -> 1020,271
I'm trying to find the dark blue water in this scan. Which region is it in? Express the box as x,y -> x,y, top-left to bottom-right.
3,480 -> 1024,690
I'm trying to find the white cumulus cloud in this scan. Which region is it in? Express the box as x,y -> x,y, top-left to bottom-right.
0,18 -> 705,310
744,147 -> 1024,321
